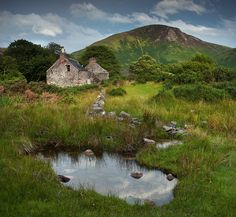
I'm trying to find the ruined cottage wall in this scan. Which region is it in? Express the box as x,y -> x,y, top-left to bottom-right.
95,72 -> 109,81
47,60 -> 80,87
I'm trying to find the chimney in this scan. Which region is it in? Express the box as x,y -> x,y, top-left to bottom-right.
89,57 -> 96,64
60,47 -> 65,63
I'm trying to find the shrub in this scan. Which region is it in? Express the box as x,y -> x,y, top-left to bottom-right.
173,84 -> 227,102
212,81 -> 236,100
153,89 -> 175,103
108,88 -> 127,96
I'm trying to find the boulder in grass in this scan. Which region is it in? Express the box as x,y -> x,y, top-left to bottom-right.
119,111 -> 131,119
143,138 -> 156,145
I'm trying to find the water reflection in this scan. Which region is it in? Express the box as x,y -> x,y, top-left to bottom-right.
38,152 -> 177,206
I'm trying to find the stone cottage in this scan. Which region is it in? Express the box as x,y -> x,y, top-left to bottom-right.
46,48 -> 109,87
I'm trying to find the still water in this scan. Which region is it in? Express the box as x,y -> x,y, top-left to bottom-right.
38,152 -> 177,206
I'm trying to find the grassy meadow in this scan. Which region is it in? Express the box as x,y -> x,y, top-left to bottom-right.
0,82 -> 235,217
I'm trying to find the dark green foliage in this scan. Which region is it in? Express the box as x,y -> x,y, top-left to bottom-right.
0,55 -> 25,81
212,67 -> 236,82
129,55 -> 163,82
173,84 -> 227,102
191,53 -> 215,65
212,81 -> 236,99
108,88 -> 127,96
46,42 -> 62,53
5,39 -> 57,82
166,54 -> 235,84
80,45 -> 121,77
153,89 -> 175,103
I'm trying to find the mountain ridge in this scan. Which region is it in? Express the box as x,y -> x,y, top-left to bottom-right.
72,24 -> 236,68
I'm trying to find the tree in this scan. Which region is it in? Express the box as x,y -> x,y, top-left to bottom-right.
0,55 -> 24,81
46,42 -> 62,53
129,55 -> 162,82
5,39 -> 57,81
80,46 -> 121,77
191,53 -> 215,65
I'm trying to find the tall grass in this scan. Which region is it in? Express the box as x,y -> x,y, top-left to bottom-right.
0,82 -> 235,217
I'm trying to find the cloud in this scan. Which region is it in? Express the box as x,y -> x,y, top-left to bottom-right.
0,11 -> 62,37
0,11 -> 106,52
70,3 -> 133,24
68,2 -> 236,47
152,0 -> 207,18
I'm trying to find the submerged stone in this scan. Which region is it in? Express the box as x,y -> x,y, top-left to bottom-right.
166,174 -> 175,181
38,152 -> 178,206
58,175 -> 70,183
131,172 -> 143,179
84,149 -> 94,157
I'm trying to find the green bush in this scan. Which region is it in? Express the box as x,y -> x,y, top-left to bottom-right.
153,89 -> 175,103
108,88 -> 127,96
173,84 -> 227,102
212,81 -> 236,100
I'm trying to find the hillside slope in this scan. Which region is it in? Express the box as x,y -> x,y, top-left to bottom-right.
72,25 -> 236,68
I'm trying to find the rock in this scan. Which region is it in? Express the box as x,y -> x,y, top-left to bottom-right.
170,121 -> 177,127
163,125 -> 173,132
131,118 -> 142,126
143,138 -> 156,145
144,199 -> 156,206
96,100 -> 104,106
107,111 -> 116,117
156,140 -> 183,149
0,85 -> 5,95
125,144 -> 135,153
176,129 -> 186,135
129,124 -> 136,128
119,111 -> 131,119
166,173 -> 175,181
58,175 -> 70,183
84,149 -> 94,157
131,172 -> 143,179
92,106 -> 104,112
117,117 -> 124,122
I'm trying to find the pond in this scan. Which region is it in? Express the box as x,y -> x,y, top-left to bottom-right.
38,151 -> 178,206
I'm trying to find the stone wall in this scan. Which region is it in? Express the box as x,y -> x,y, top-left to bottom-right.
47,59 -> 92,87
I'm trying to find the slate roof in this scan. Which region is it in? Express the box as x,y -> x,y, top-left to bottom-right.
68,58 -> 84,70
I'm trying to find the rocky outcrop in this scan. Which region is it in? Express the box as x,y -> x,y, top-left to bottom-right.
88,91 -> 142,128
163,121 -> 187,136
87,90 -> 106,116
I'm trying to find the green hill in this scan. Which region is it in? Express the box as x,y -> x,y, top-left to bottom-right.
72,24 -> 236,68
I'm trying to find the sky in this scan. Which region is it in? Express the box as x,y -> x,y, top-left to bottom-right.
0,0 -> 235,52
